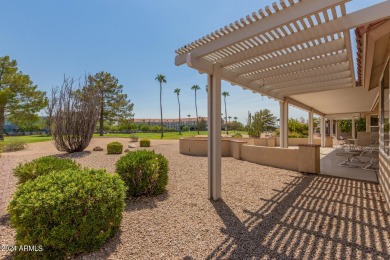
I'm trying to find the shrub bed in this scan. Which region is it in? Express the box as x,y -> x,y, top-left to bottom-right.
8,168 -> 126,259
115,150 -> 168,197
13,156 -> 81,184
129,134 -> 139,142
139,139 -> 150,147
2,140 -> 27,152
107,142 -> 123,154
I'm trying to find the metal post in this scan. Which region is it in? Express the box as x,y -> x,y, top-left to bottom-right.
207,63 -> 222,200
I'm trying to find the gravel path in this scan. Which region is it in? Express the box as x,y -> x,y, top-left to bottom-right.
1,138 -> 390,259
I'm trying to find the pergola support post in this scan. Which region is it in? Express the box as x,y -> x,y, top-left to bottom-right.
279,101 -> 288,148
352,117 -> 356,139
330,119 -> 334,137
320,116 -> 326,147
207,63 -> 222,201
366,115 -> 371,132
308,111 -> 314,145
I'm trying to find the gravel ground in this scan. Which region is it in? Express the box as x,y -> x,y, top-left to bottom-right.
1,138 -> 390,259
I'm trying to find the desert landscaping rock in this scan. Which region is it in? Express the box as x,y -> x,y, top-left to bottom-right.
1,138 -> 390,259
128,144 -> 136,148
93,146 -> 104,151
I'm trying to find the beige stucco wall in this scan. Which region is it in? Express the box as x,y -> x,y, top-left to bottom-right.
241,145 -> 299,171
274,137 -> 333,147
379,152 -> 390,211
180,138 -> 320,174
179,137 -> 245,157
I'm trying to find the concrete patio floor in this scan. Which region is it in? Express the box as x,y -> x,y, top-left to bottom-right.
320,147 -> 378,183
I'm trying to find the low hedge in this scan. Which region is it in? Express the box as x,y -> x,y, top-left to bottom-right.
2,140 -> 27,152
139,139 -> 150,147
115,150 -> 168,197
107,142 -> 123,154
8,168 -> 126,259
13,156 -> 81,184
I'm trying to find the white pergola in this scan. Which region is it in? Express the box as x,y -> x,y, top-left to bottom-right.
174,0 -> 390,200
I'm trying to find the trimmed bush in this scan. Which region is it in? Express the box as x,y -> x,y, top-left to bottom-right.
107,142 -> 123,154
13,156 -> 81,184
116,150 -> 168,197
2,140 -> 26,152
232,132 -> 242,138
139,139 -> 150,147
129,134 -> 139,142
8,168 -> 126,259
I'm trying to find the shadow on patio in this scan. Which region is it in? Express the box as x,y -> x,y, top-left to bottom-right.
209,175 -> 390,259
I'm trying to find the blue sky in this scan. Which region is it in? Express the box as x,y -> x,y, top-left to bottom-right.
0,0 -> 385,124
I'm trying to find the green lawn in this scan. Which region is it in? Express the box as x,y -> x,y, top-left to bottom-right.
4,135 -> 53,144
2,131 -> 247,144
94,131 -> 210,140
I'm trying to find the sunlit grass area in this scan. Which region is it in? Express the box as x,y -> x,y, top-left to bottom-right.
2,131 -> 247,144
94,131 -> 210,140
4,135 -> 53,144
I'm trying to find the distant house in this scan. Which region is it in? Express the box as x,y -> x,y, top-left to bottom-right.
3,119 -> 18,134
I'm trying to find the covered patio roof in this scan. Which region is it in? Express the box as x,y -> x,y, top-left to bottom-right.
175,0 -> 390,115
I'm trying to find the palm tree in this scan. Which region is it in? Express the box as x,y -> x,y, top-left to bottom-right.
222,91 -> 230,135
191,85 -> 201,134
233,116 -> 238,132
234,116 -> 238,122
174,88 -> 181,135
155,74 -> 166,139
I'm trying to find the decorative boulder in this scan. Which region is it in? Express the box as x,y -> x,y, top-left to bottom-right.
124,149 -> 130,153
93,146 -> 104,151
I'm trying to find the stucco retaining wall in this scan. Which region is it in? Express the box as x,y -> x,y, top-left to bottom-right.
180,138 -> 320,173
241,145 -> 299,171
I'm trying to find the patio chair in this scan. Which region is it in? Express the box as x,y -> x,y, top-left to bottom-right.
336,150 -> 362,167
361,149 -> 379,171
338,136 -> 355,151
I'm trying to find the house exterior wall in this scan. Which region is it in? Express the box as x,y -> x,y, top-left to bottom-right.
379,153 -> 390,210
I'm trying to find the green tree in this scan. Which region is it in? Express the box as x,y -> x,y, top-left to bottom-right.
288,119 -> 308,137
338,120 -> 352,133
222,91 -> 230,135
88,71 -> 134,136
248,109 -> 277,138
356,117 -> 366,132
155,74 -> 166,138
174,88 -> 182,134
197,117 -> 207,131
0,56 -> 47,140
191,85 -> 201,134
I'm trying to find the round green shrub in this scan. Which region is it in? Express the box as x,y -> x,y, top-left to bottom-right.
8,168 -> 126,259
139,139 -> 150,147
107,141 -> 123,154
13,156 -> 81,184
115,150 -> 168,197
